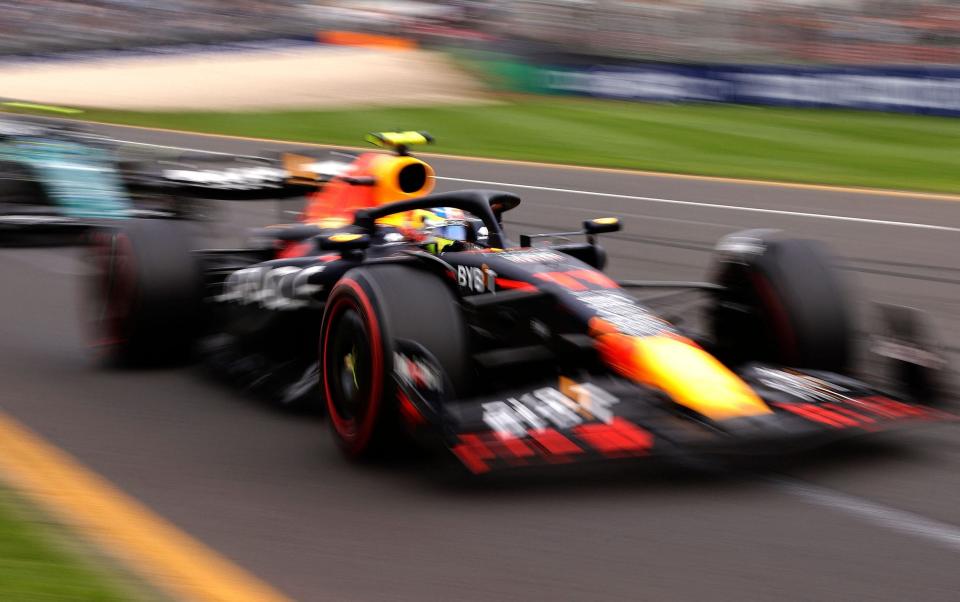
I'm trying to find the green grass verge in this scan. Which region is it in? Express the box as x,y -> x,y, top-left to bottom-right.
79,97 -> 960,193
0,489 -> 146,601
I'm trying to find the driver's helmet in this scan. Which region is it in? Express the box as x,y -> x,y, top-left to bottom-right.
427,206 -> 469,241
419,206 -> 471,255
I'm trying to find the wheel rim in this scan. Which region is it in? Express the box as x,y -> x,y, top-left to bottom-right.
327,308 -> 373,427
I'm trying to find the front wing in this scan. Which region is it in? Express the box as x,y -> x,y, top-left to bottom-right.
395,364 -> 953,474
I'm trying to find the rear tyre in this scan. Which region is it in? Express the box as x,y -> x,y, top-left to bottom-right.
320,264 -> 468,458
710,231 -> 853,372
87,219 -> 202,367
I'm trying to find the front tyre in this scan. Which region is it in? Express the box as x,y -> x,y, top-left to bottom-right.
320,265 -> 468,458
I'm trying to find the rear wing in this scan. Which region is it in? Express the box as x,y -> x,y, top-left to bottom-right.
127,151 -> 345,200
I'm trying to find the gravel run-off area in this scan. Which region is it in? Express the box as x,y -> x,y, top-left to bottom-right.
0,46 -> 490,111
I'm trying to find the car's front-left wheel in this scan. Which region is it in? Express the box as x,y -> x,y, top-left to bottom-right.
320,264 -> 468,458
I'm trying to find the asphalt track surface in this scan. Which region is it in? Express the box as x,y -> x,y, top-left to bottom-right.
2,123 -> 959,601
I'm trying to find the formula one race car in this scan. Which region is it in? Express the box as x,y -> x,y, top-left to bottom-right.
84,132 -> 952,473
0,115 -> 316,246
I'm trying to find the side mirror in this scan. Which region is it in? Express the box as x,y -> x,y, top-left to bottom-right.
319,232 -> 370,252
583,217 -> 621,235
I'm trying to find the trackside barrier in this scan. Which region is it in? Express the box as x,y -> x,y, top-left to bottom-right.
467,54 -> 960,117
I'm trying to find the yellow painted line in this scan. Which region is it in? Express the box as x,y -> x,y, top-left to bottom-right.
0,411 -> 292,602
5,110 -> 960,202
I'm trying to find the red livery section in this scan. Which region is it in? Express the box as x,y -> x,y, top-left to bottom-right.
532,269 -> 618,291
573,419 -> 654,456
526,428 -> 581,456
397,391 -> 426,426
773,396 -> 948,430
452,420 -> 654,474
494,278 -> 538,292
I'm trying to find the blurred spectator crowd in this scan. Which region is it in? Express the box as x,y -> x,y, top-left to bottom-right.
0,0 -> 958,65
495,0 -> 960,64
0,0 -> 312,54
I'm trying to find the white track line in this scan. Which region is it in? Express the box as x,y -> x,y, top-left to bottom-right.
436,176 -> 960,233
519,200 -> 739,229
773,477 -> 960,553
103,137 -> 266,159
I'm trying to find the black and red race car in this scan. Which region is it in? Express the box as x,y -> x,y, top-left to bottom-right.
84,132 -> 952,473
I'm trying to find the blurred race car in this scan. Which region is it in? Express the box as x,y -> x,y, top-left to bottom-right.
83,131 -> 953,473
0,116 -> 314,245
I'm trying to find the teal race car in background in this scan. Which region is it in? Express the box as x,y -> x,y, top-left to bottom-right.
0,117 -> 170,244
0,116 -> 314,246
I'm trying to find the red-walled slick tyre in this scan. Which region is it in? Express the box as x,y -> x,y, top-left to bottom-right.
320,264 -> 468,458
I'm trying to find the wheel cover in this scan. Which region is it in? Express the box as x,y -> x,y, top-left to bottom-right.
328,309 -> 373,425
